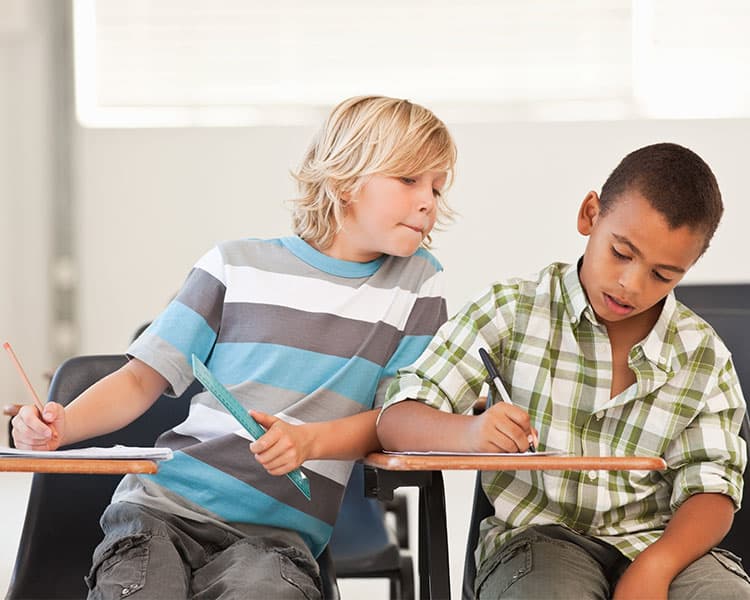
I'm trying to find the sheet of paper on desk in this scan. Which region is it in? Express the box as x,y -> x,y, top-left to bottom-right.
383,450 -> 566,456
0,445 -> 173,461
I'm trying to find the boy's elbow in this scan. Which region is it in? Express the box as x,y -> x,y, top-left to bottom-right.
376,401 -> 420,451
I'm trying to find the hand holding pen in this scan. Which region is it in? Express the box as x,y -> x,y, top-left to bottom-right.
4,341 -> 62,449
479,347 -> 537,453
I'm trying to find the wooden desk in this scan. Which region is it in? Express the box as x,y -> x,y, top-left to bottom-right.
362,453 -> 667,600
0,457 -> 158,474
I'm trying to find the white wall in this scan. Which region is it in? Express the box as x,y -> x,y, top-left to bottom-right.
77,118 -> 750,353
0,0 -> 55,444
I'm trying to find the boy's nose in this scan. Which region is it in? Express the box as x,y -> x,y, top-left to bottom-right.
417,187 -> 436,213
618,265 -> 643,295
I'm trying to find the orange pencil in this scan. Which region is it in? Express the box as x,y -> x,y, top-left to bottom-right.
3,341 -> 46,413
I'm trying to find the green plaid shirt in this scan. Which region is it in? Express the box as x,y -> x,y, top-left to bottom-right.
384,261 -> 746,566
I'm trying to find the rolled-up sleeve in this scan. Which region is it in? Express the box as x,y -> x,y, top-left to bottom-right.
667,357 -> 747,511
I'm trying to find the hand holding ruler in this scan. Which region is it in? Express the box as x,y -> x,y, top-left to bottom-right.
192,355 -> 311,500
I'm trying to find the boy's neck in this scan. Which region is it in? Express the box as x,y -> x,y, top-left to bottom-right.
601,299 -> 664,350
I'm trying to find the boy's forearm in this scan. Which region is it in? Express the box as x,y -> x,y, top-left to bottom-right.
62,359 -> 167,445
625,493 -> 734,582
377,400 -> 474,451
305,409 -> 382,460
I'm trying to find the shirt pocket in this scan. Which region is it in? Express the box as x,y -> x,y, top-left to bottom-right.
711,547 -> 750,584
474,537 -> 532,598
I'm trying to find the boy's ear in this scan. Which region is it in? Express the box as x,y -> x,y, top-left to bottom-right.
340,190 -> 351,203
577,191 -> 601,235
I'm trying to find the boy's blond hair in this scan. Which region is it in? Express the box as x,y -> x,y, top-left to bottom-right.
291,95 -> 457,250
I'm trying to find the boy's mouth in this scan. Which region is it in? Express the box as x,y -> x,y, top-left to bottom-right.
603,292 -> 634,315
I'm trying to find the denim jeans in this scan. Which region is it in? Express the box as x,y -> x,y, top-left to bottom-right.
85,502 -> 321,600
475,524 -> 750,599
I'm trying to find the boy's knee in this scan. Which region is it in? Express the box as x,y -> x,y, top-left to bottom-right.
670,549 -> 750,598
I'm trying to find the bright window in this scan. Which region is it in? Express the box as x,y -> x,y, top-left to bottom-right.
73,0 -> 750,127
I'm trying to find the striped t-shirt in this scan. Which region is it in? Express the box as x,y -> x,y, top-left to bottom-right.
113,236 -> 447,556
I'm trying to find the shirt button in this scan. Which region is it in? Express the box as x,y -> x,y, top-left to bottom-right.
588,470 -> 598,480
595,411 -> 604,420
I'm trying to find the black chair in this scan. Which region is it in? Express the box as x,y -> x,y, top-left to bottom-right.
461,283 -> 750,599
6,354 -> 340,599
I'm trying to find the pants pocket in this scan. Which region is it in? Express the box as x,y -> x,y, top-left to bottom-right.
711,547 -> 750,584
275,546 -> 322,600
475,538 -> 532,598
85,533 -> 151,598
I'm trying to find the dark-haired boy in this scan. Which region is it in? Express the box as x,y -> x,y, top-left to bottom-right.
378,143 -> 750,598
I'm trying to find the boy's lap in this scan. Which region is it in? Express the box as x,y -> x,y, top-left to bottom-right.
87,502 -> 321,600
191,539 -> 321,600
476,525 -> 624,599
476,525 -> 750,600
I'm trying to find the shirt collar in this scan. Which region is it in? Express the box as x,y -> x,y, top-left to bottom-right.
561,259 -> 594,327
561,258 -> 677,373
639,292 -> 677,373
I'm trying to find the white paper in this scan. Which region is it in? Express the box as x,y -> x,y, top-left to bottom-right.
0,444 -> 173,461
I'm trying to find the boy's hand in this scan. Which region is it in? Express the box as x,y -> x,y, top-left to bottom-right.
467,402 -> 537,453
248,410 -> 313,476
11,402 -> 65,451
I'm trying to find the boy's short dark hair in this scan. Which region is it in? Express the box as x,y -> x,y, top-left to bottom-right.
599,142 -> 723,255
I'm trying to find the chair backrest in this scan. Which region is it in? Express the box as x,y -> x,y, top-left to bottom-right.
7,354 -> 193,600
462,472 -> 493,600
674,283 -> 750,559
461,284 -> 750,599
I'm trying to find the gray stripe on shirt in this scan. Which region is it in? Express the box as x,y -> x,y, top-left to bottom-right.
128,333 -> 193,397
174,268 -> 226,332
189,383 -> 368,425
404,296 -> 448,336
218,303 -> 402,366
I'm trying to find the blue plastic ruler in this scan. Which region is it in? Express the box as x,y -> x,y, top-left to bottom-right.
191,354 -> 311,500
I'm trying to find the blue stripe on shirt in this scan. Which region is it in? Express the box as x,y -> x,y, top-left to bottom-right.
146,452 -> 332,557
208,342 -> 381,408
149,301 -> 217,363
383,334 -> 435,377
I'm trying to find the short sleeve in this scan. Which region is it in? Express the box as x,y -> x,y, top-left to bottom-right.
127,245 -> 227,396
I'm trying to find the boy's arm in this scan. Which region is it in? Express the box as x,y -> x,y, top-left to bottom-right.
249,409 -> 382,475
613,492 -> 734,600
12,358 -> 168,450
377,399 -> 535,453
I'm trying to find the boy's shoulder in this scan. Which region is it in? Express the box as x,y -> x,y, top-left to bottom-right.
371,247 -> 445,295
411,247 -> 444,272
670,298 -> 733,360
209,237 -> 287,266
485,261 -> 575,301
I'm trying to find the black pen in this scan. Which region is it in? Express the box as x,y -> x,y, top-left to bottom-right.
478,347 -> 536,453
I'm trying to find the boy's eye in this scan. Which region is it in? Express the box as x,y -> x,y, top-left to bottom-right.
400,177 -> 416,185
611,247 -> 629,260
432,188 -> 442,198
652,270 -> 671,283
